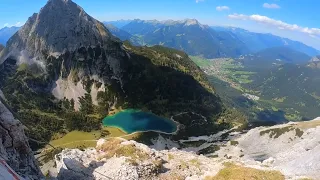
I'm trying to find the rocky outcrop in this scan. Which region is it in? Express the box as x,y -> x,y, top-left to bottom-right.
0,97 -> 43,179
213,118 -> 320,179
49,118 -> 320,180
177,117 -> 320,179
52,138 -> 226,180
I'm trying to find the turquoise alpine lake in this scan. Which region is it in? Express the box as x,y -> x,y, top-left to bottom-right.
102,109 -> 178,134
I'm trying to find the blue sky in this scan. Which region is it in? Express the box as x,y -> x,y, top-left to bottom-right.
0,0 -> 319,49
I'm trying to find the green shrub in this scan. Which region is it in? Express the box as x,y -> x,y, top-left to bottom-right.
295,128 -> 304,138
260,126 -> 294,139
230,141 -> 239,146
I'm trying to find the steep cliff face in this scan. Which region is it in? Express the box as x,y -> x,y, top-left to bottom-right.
0,97 -> 43,179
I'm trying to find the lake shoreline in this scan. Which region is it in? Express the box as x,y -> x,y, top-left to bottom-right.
104,125 -> 180,136
103,109 -> 182,135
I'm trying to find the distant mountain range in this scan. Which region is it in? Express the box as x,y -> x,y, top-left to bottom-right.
104,19 -> 320,59
0,26 -> 20,45
109,19 -> 250,58
103,23 -> 141,46
212,26 -> 320,57
103,20 -> 132,28
255,47 -> 311,63
103,23 -> 132,41
239,46 -> 312,69
2,19 -> 319,60
1,19 -> 319,61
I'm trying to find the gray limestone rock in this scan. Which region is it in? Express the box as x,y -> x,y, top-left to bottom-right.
0,97 -> 43,179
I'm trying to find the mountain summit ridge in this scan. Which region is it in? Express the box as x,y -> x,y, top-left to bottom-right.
0,0 -> 116,62
121,19 -> 248,58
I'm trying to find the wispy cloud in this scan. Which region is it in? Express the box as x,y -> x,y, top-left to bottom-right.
216,6 -> 230,11
228,13 -> 320,37
15,22 -> 22,26
263,3 -> 280,9
196,0 -> 204,3
3,22 -> 22,28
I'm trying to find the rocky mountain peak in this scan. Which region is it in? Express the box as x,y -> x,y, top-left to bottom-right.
48,0 -> 71,4
311,55 -> 320,62
182,19 -> 208,29
183,19 -> 199,26
308,55 -> 320,69
0,0 -> 116,62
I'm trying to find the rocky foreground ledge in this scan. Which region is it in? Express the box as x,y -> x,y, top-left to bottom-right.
48,117 -> 320,180
49,138 -> 281,180
50,138 -> 219,179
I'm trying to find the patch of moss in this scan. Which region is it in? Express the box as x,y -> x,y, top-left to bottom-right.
260,126 -> 295,139
205,163 -> 285,180
295,128 -> 304,138
189,159 -> 201,168
230,141 -> 239,146
179,160 -> 189,170
181,140 -> 207,148
210,154 -> 219,158
17,63 -> 28,72
97,138 -> 149,161
168,153 -> 174,160
42,148 -> 63,163
125,158 -> 139,166
49,130 -> 101,149
152,159 -> 163,170
198,145 -> 220,155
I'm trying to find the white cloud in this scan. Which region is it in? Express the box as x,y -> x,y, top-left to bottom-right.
228,14 -> 247,20
263,3 -> 280,9
228,13 -> 320,37
196,0 -> 204,3
3,22 -> 23,28
216,6 -> 230,11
